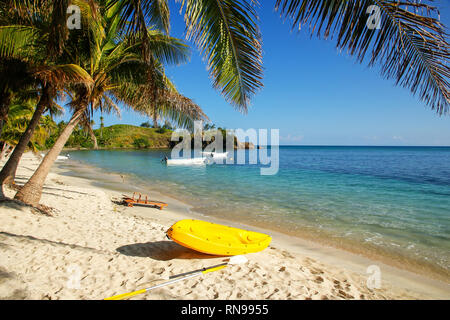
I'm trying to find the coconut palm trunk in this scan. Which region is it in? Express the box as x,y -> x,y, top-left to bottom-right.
0,142 -> 10,160
152,105 -> 158,128
14,106 -> 85,206
99,116 -> 104,138
152,87 -> 158,128
0,86 -> 51,194
88,125 -> 98,149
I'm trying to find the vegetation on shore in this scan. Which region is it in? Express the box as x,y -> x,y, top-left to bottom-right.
49,123 -> 252,150
64,124 -> 175,150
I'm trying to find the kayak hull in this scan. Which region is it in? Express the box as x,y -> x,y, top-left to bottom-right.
166,219 -> 271,256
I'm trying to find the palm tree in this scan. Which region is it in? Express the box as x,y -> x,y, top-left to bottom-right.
113,0 -> 449,113
117,56 -> 209,131
89,119 -> 98,149
6,0 -> 449,207
99,116 -> 104,138
131,85 -> 209,131
274,0 -> 449,114
0,60 -> 37,137
14,4 -> 191,207
1,98 -> 36,151
108,0 -> 264,111
0,0 -> 91,134
0,1 -> 94,193
0,142 -> 11,160
2,0 -> 449,123
40,115 -> 58,137
78,116 -> 99,149
1,96 -> 48,156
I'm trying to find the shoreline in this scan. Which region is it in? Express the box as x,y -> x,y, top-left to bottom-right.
59,156 -> 450,284
1,153 -> 449,299
55,156 -> 450,298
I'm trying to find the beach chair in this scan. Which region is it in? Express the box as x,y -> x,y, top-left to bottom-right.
122,192 -> 168,210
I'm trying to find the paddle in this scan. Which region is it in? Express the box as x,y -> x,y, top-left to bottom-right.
104,255 -> 248,300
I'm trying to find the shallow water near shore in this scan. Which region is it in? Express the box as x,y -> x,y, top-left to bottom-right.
60,146 -> 450,282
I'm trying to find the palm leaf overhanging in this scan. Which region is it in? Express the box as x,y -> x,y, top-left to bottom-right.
106,0 -> 171,63
108,0 -> 264,112
1,0 -> 211,204
179,0 -> 263,112
107,0 -> 171,36
115,63 -> 209,131
0,25 -> 43,60
275,0 -> 450,115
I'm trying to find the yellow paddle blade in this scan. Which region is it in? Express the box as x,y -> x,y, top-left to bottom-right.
202,265 -> 227,274
104,288 -> 147,300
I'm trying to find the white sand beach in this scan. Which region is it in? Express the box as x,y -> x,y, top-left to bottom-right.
0,153 -> 449,300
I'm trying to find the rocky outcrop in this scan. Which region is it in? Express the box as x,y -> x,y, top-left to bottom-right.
235,140 -> 255,149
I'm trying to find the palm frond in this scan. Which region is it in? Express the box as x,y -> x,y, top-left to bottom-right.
107,0 -> 170,34
47,100 -> 64,117
146,29 -> 190,66
275,0 -> 450,114
113,62 -> 209,130
1,96 -> 41,146
148,0 -> 171,34
33,64 -> 94,91
178,0 -> 263,112
99,94 -> 121,117
0,0 -> 52,24
0,25 -> 44,60
156,90 -> 209,130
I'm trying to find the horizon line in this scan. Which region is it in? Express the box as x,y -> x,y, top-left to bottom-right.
264,144 -> 450,148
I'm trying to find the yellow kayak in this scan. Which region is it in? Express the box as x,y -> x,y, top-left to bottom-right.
166,219 -> 272,256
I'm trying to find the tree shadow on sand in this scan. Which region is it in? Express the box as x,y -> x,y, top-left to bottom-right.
116,241 -> 224,261
0,266 -> 29,299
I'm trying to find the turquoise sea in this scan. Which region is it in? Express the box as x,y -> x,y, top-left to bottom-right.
64,146 -> 450,280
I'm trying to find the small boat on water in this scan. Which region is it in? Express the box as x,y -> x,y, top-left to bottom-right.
41,153 -> 70,161
163,152 -> 229,165
166,219 -> 272,256
165,157 -> 206,165
202,151 -> 229,159
57,155 -> 70,160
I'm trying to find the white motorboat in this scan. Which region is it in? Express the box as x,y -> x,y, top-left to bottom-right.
166,157 -> 206,165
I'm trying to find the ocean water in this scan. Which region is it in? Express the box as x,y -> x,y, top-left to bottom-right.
65,146 -> 450,280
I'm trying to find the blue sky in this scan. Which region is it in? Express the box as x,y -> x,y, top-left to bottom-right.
60,1 -> 450,146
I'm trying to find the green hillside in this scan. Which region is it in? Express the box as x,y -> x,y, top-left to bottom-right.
94,125 -> 173,149
44,124 -> 252,150
52,124 -> 175,150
